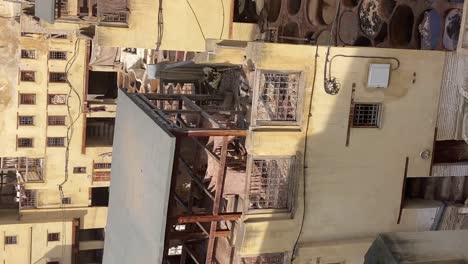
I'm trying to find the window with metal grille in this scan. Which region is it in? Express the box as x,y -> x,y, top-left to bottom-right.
241,253 -> 286,264
48,116 -> 66,126
21,49 -> 36,59
19,94 -> 36,105
256,71 -> 300,124
18,116 -> 34,126
4,236 -> 17,245
48,94 -> 67,105
247,157 -> 296,212
47,233 -> 60,242
352,103 -> 382,128
73,167 -> 86,173
49,51 -> 67,60
62,197 -> 71,204
94,163 -> 111,169
49,72 -> 67,83
47,137 -> 65,147
20,71 -> 36,82
100,12 -> 128,23
21,190 -> 37,208
17,138 -> 33,148
49,34 -> 68,39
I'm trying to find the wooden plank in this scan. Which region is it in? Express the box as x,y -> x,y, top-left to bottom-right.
206,137 -> 229,264
173,129 -> 247,137
181,96 -> 221,128
169,230 -> 229,239
174,213 -> 242,224
179,158 -> 215,201
144,94 -> 224,101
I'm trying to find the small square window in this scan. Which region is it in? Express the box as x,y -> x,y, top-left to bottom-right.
352,103 -> 382,128
49,72 -> 67,83
19,94 -> 36,105
73,167 -> 86,173
48,94 -> 67,105
48,116 -> 66,126
49,51 -> 67,60
21,49 -> 36,59
62,197 -> 71,204
47,233 -> 60,242
47,137 -> 65,147
5,236 -> 17,245
18,116 -> 34,126
17,138 -> 33,148
20,71 -> 36,82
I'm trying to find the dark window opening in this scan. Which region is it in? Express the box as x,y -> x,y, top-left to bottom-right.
62,197 -> 71,204
88,71 -> 118,101
78,249 -> 103,264
49,72 -> 67,83
21,49 -> 36,59
49,51 -> 67,60
94,163 -> 111,169
18,116 -> 34,126
19,94 -> 36,105
20,71 -> 36,82
5,236 -> 17,245
85,118 -> 115,147
73,167 -> 86,173
17,138 -> 33,148
47,232 -> 60,242
352,103 -> 382,128
91,187 -> 109,206
233,0 -> 260,23
47,137 -> 65,147
48,116 -> 66,126
79,228 -> 105,241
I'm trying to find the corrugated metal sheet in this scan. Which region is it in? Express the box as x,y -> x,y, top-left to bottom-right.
432,162 -> 468,177
436,53 -> 467,140
35,0 -> 56,24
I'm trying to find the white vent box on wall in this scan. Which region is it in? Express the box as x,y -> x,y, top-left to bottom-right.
368,64 -> 391,88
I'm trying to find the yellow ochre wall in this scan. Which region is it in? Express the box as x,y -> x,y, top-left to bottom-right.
96,0 -> 257,51
225,43 -> 445,262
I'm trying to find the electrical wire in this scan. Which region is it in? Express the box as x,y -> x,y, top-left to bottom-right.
156,0 -> 164,52
323,0 -> 342,95
291,44 -> 319,262
219,0 -> 225,39
185,0 -> 206,40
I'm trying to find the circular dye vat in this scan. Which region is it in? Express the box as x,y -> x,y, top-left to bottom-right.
443,9 -> 462,50
418,10 -> 442,50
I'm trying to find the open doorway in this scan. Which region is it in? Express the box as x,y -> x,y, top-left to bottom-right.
91,187 -> 109,207
88,71 -> 118,103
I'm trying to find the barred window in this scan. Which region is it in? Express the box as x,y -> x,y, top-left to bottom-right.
47,137 -> 65,147
17,138 -> 33,148
21,190 -> 37,208
73,167 -> 86,173
4,236 -> 17,245
19,94 -> 36,105
352,103 -> 382,128
21,49 -> 36,59
48,94 -> 67,105
94,163 -> 111,169
47,233 -> 60,242
49,72 -> 67,83
62,197 -> 71,204
49,51 -> 67,60
248,157 -> 296,212
48,116 -> 66,126
256,71 -> 300,124
18,116 -> 34,126
20,71 -> 36,82
100,12 -> 128,23
241,253 -> 286,264
49,34 -> 68,39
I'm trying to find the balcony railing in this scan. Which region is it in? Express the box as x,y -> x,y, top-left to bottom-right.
0,157 -> 45,183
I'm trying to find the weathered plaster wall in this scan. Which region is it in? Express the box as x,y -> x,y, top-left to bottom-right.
217,43 -> 446,262
96,0 -> 257,51
0,220 -> 73,264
